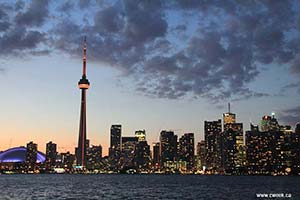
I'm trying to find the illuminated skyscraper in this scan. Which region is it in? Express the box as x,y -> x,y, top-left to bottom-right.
222,104 -> 245,174
59,152 -> 75,171
87,145 -> 102,170
76,37 -> 90,167
25,141 -> 37,172
178,133 -> 195,171
153,142 -> 160,169
134,141 -> 151,170
204,120 -> 222,172
197,140 -> 206,169
245,116 -> 298,175
160,130 -> 178,168
222,123 -> 244,174
120,137 -> 138,169
109,124 -> 122,168
45,141 -> 57,171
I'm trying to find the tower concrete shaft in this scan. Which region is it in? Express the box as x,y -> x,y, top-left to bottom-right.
76,37 -> 90,167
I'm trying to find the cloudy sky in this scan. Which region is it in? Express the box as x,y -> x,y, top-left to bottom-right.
0,0 -> 299,155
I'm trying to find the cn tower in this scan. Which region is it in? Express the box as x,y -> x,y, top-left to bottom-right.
76,36 -> 90,167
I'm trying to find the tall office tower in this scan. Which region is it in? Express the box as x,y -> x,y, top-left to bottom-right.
223,103 -> 236,126
134,141 -> 151,170
87,145 -> 102,170
197,140 -> 206,169
246,126 -> 270,175
160,130 -> 178,168
222,104 -> 245,174
135,130 -> 146,142
222,123 -> 244,174
204,120 -> 222,172
45,141 -> 57,170
76,37 -> 90,167
153,142 -> 160,169
25,141 -> 37,172
120,137 -> 138,169
178,133 -> 195,171
109,125 -> 122,168
246,115 -> 297,175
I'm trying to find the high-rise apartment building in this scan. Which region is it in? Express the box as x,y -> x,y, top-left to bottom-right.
109,124 -> 122,168
45,141 -> 57,171
204,120 -> 222,172
160,130 -> 178,168
26,141 -> 37,172
178,133 -> 195,171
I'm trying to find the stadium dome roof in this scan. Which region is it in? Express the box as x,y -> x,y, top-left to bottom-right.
0,147 -> 45,163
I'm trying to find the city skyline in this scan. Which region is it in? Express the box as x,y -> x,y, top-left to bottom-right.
0,0 -> 300,155
1,112 -> 299,175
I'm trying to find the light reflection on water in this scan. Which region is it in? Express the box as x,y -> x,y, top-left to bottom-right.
0,174 -> 300,200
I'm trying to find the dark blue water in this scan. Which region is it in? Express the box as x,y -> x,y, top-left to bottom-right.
0,175 -> 300,199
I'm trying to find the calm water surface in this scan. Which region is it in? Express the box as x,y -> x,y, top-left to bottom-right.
0,175 -> 300,200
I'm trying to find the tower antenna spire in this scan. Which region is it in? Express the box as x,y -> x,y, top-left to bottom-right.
228,102 -> 231,113
83,36 -> 87,76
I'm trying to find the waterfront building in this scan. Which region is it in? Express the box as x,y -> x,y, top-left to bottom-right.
197,140 -> 206,170
204,120 -> 222,173
45,141 -> 57,171
178,133 -> 195,171
109,124 -> 122,169
246,116 -> 300,175
134,141 -> 151,171
222,123 -> 244,174
120,137 -> 138,169
25,141 -> 38,172
58,152 -> 75,172
152,142 -> 160,169
87,145 -> 102,170
160,130 -> 178,168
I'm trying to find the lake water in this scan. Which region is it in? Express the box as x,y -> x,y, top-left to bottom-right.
0,175 -> 300,199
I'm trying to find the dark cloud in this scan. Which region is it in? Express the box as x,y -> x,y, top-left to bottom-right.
122,1 -> 167,43
94,6 -> 124,33
15,0 -> 49,27
58,1 -> 74,13
15,0 -> 25,11
0,27 -> 45,55
0,8 -> 8,20
1,0 -> 300,103
78,0 -> 92,9
279,105 -> 300,126
0,21 -> 10,32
